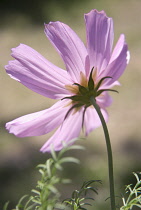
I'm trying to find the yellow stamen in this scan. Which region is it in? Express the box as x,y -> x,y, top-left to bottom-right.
80,72 -> 88,87
65,71 -> 88,95
65,84 -> 79,94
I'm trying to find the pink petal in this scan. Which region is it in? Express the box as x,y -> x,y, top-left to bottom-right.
40,110 -> 83,152
44,22 -> 88,83
100,81 -> 120,90
96,92 -> 113,108
6,100 -> 70,137
5,44 -> 72,99
85,9 -> 114,75
84,107 -> 108,136
101,34 -> 129,86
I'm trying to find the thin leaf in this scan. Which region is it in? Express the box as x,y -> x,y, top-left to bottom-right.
31,189 -> 40,195
59,157 -> 80,164
51,146 -> 57,161
46,159 -> 53,177
3,202 -> 9,210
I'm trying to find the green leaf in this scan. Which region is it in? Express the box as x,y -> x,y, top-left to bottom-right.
48,185 -> 59,194
120,172 -> 141,209
3,202 -> 9,210
54,162 -> 63,171
65,144 -> 85,151
51,147 -> 57,161
82,180 -> 102,188
15,195 -> 29,209
59,157 -> 80,164
61,178 -> 71,184
46,159 -> 53,177
58,138 -> 85,158
31,189 -> 40,195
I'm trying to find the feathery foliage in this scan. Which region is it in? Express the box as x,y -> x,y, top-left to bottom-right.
63,179 -> 102,210
120,172 -> 141,209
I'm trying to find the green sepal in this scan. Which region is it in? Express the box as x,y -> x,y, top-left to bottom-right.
61,95 -> 84,102
73,83 -> 88,95
88,67 -> 95,91
95,76 -> 112,91
96,89 -> 119,97
69,95 -> 85,102
82,106 -> 89,129
64,103 -> 83,121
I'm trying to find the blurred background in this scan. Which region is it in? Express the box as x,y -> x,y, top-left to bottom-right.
1,0 -> 141,209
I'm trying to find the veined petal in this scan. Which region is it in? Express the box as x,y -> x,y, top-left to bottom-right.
6,100 -> 70,137
85,9 -> 114,75
84,107 -> 108,136
40,110 -> 83,152
100,80 -> 120,90
44,22 -> 88,83
101,34 -> 129,86
5,44 -> 71,99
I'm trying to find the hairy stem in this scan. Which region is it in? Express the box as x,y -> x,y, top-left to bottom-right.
90,96 -> 116,210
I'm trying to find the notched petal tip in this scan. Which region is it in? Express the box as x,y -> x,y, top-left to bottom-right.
11,43 -> 29,58
44,21 -> 53,28
5,61 -> 21,82
5,122 -> 21,137
11,45 -> 20,56
11,43 -> 24,51
5,122 -> 10,130
5,64 -> 9,70
44,22 -> 57,35
44,21 -> 62,30
84,9 -> 111,20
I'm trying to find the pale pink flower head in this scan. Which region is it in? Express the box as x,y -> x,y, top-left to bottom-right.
5,10 -> 129,152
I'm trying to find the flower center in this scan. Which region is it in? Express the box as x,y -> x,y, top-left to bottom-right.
62,67 -> 117,122
63,68 -> 113,105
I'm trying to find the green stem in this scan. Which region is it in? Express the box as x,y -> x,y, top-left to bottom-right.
90,96 -> 116,210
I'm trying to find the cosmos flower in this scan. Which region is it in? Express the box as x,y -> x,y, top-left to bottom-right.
5,9 -> 129,152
